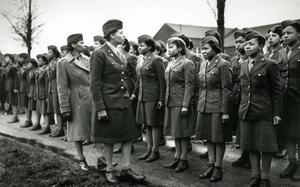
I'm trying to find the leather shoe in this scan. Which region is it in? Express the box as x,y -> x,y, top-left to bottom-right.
280,163 -> 298,178
247,177 -> 260,187
20,121 -> 33,128
164,158 -> 180,169
51,128 -> 64,137
146,151 -> 160,162
30,124 -> 41,131
106,170 -> 118,183
199,164 -> 214,179
79,158 -> 89,171
138,150 -> 151,160
260,179 -> 271,187
121,169 -> 145,182
7,118 -> 19,123
274,150 -> 287,159
175,160 -> 189,172
97,157 -> 118,171
38,127 -> 51,135
210,166 -> 222,182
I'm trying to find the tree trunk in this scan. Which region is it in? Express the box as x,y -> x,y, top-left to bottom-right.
27,0 -> 32,57
217,0 -> 225,52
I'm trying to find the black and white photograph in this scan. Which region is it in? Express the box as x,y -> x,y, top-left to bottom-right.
0,0 -> 300,186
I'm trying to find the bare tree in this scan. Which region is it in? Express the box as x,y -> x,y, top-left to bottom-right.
1,0 -> 44,57
207,0 -> 226,52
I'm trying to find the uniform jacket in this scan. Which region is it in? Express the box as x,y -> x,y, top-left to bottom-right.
265,45 -> 288,90
48,58 -> 59,94
134,53 -> 166,102
56,53 -> 92,114
90,42 -> 131,112
230,54 -> 247,105
124,54 -> 137,95
27,68 -> 37,98
19,67 -> 29,93
0,67 -> 7,91
283,41 -> 300,103
165,56 -> 195,107
5,64 -> 18,91
36,65 -> 48,100
239,54 -> 282,121
56,53 -> 92,125
197,54 -> 233,113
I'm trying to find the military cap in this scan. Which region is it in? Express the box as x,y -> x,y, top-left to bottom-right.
102,19 -> 123,37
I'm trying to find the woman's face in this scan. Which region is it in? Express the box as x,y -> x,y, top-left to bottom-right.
268,31 -> 281,47
27,62 -> 33,69
4,56 -> 12,63
282,26 -> 299,45
138,42 -> 150,55
111,29 -> 125,45
48,49 -> 54,59
235,36 -> 246,54
37,58 -> 45,67
244,38 -> 261,56
168,43 -> 180,58
201,43 -> 216,60
73,40 -> 85,53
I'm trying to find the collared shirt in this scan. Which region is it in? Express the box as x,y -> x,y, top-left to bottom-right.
106,41 -> 120,57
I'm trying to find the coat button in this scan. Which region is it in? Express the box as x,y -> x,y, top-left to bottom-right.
248,101 -> 250,104
248,85 -> 250,88
122,72 -> 124,75
121,86 -> 124,89
121,79 -> 124,81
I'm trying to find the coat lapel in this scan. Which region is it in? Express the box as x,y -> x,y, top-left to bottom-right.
206,55 -> 219,73
170,56 -> 184,72
141,53 -> 153,69
102,43 -> 123,65
65,53 -> 90,72
288,42 -> 300,62
249,55 -> 265,76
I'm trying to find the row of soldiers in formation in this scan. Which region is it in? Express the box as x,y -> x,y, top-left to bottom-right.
1,19 -> 300,186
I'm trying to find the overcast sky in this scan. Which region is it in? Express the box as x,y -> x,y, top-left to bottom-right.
0,0 -> 300,56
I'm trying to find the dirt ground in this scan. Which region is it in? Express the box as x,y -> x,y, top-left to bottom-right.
0,136 -> 158,187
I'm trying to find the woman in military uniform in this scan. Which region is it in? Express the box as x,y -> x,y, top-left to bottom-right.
279,20 -> 300,181
90,19 -> 144,183
163,37 -> 195,172
0,60 -> 8,112
31,54 -> 51,134
196,36 -> 233,182
57,33 -> 92,170
5,54 -> 19,123
133,35 -> 166,162
47,45 -> 64,137
238,29 -> 282,187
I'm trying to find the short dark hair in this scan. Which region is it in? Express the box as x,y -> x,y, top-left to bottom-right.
208,41 -> 221,54
48,46 -> 61,58
4,54 -> 14,62
169,40 -> 186,55
37,54 -> 49,65
104,30 -> 118,41
123,38 -> 130,53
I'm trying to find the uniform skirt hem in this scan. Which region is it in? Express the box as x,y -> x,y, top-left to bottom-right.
67,135 -> 90,142
91,134 -> 139,144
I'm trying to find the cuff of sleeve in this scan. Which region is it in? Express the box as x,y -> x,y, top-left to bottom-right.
95,101 -> 106,112
60,106 -> 71,114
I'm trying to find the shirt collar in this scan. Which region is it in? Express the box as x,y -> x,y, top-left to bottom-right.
106,41 -> 119,56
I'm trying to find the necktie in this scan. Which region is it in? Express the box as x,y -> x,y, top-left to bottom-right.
248,60 -> 254,71
287,47 -> 293,59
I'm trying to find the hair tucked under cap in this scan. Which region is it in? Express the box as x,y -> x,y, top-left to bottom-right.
281,20 -> 300,32
234,29 -> 246,39
245,29 -> 266,46
67,33 -> 83,46
268,25 -> 283,37
102,19 -> 123,37
201,35 -> 221,52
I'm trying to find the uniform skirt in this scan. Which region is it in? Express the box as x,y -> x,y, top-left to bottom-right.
27,97 -> 36,111
6,90 -> 18,105
164,107 -> 195,138
48,93 -> 60,114
136,101 -> 164,126
280,102 -> 300,139
195,112 -> 232,143
19,92 -> 28,108
91,105 -> 139,144
239,120 -> 278,153
36,99 -> 47,115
